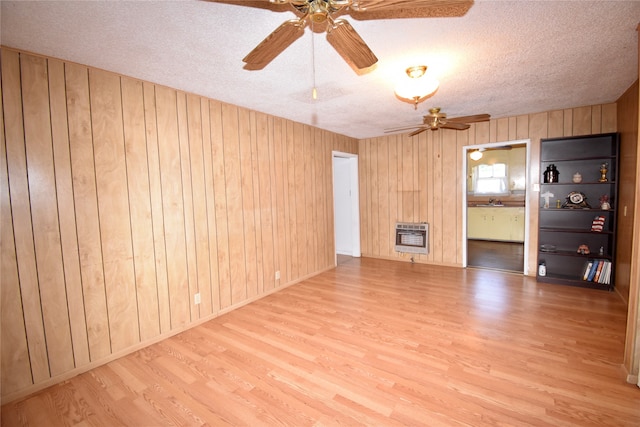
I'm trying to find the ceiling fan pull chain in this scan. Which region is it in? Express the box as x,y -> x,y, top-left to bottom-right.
311,20 -> 318,100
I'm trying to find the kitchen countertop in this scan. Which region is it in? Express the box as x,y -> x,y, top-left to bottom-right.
467,204 -> 525,208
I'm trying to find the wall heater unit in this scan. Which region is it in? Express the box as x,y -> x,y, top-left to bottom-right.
395,222 -> 429,254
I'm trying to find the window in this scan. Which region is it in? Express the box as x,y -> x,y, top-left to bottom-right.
473,163 -> 509,195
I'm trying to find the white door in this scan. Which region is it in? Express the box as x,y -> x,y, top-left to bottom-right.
332,152 -> 360,259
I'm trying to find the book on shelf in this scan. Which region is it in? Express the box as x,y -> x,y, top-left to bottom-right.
586,260 -> 599,282
598,262 -> 609,284
603,261 -> 612,285
582,261 -> 593,281
594,260 -> 604,282
582,259 -> 612,284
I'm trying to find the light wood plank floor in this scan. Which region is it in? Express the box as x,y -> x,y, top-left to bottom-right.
2,258 -> 639,426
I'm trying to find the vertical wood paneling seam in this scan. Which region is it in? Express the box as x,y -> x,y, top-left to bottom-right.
185,97 -> 201,314
286,121 -> 296,279
207,101 -> 226,310
269,117 -> 278,286
59,61 -> 91,366
45,57 -> 79,367
176,93 -> 196,322
244,110 -> 264,296
16,52 -> 53,378
118,76 -> 143,342
2,83 -> 38,383
385,137 -> 390,244
235,106 -> 249,298
200,99 -> 216,310
1,114 -> 34,388
307,127 -> 313,272
220,106 -> 232,301
86,68 -> 113,355
194,97 -> 213,313
250,113 -> 262,290
205,102 -> 221,309
277,120 -> 287,282
149,86 -> 171,330
246,112 -> 259,293
156,88 -> 176,328
439,135 -> 444,236
300,127 -> 307,274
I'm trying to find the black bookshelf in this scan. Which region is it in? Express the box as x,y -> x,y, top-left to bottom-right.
537,133 -> 618,290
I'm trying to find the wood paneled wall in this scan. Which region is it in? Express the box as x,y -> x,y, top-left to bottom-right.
622,24 -> 640,383
616,80 -> 639,305
358,104 -> 617,275
0,48 -> 357,402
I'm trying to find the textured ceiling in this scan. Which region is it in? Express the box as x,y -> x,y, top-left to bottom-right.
1,0 -> 639,139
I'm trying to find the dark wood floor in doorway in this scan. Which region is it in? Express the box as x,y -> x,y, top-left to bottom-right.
468,239 -> 524,273
336,254 -> 353,265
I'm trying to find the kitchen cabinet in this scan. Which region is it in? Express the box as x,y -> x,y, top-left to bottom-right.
468,207 -> 525,242
537,133 -> 618,290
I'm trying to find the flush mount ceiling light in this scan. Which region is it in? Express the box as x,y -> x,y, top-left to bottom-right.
470,149 -> 484,161
394,65 -> 440,110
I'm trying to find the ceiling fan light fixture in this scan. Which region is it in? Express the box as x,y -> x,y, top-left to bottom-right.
406,65 -> 427,78
394,65 -> 439,110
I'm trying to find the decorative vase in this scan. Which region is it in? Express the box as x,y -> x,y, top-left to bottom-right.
543,164 -> 559,183
601,202 -> 611,210
572,172 -> 582,183
538,262 -> 546,276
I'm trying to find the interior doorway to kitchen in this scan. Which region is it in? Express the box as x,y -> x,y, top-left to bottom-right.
332,151 -> 360,265
463,140 -> 530,274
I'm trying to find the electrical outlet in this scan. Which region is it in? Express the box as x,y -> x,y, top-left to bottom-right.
194,293 -> 201,305
275,270 -> 280,280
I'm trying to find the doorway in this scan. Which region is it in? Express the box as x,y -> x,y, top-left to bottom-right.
463,140 -> 530,274
332,151 -> 360,265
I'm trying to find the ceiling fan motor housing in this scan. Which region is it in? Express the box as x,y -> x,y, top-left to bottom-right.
293,0 -> 348,23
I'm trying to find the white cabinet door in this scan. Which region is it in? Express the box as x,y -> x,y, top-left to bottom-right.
510,208 -> 525,242
467,208 -> 486,239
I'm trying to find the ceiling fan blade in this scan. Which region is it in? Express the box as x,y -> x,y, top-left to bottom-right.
384,124 -> 425,133
440,122 -> 470,130
326,19 -> 378,70
243,19 -> 306,69
409,127 -> 430,137
208,1 -> 294,13
447,113 -> 491,123
350,0 -> 474,19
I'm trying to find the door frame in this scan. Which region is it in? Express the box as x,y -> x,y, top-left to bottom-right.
332,151 -> 361,262
462,139 -> 531,274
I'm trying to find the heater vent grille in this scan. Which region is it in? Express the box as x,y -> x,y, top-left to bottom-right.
395,222 -> 429,254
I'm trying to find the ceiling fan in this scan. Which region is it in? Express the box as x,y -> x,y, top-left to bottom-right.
385,107 -> 490,136
211,0 -> 474,71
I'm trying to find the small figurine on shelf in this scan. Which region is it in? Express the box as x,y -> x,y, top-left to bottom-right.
577,244 -> 590,255
599,162 -> 609,182
599,194 -> 611,210
541,191 -> 554,209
